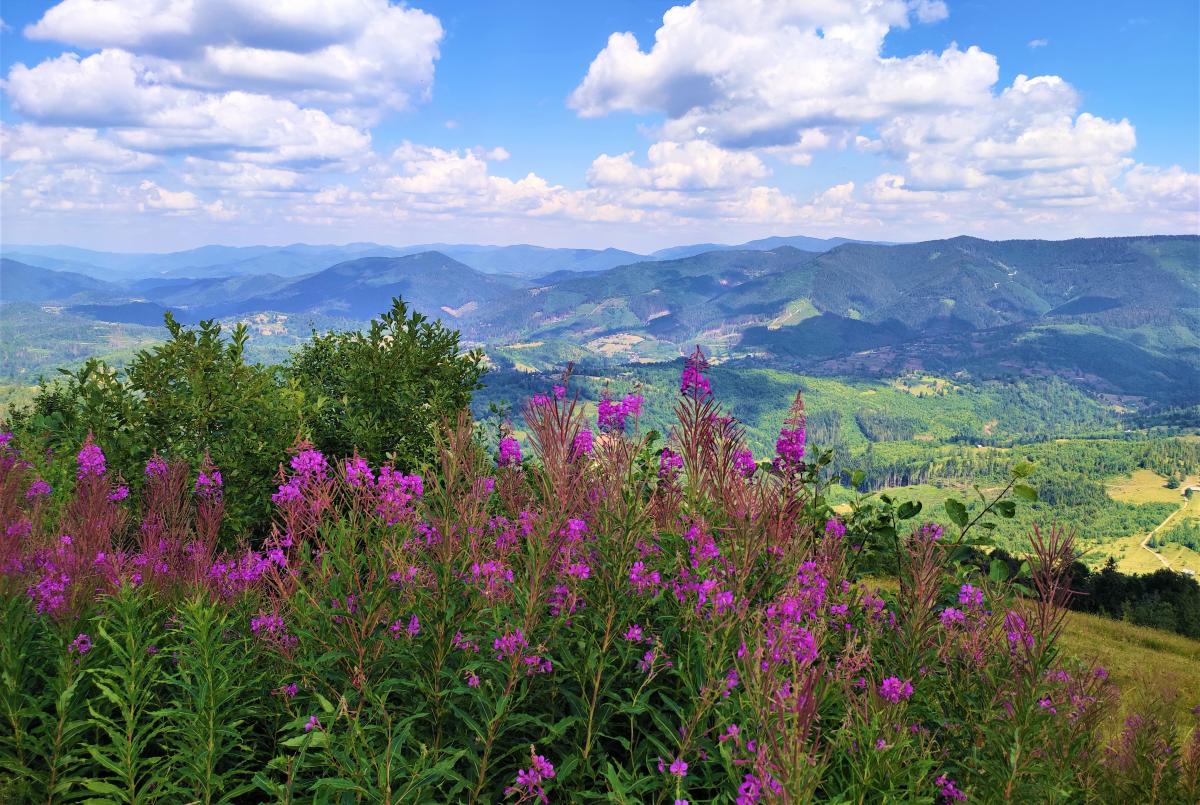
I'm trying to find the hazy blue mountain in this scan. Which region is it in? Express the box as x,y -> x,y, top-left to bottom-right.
217,251 -> 524,321
1,241 -> 646,280
4,234 -> 873,282
127,273 -> 298,308
650,234 -> 872,261
0,259 -> 122,302
461,248 -> 816,346
429,244 -> 647,275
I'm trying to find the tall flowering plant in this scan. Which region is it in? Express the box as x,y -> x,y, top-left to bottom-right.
0,356 -> 1196,803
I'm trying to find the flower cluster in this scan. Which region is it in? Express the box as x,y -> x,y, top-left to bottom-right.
498,436 -> 523,468
597,393 -> 643,433
879,676 -> 914,704
505,748 -> 556,804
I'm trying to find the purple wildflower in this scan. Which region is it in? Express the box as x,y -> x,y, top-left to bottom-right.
775,425 -> 806,471
659,448 -> 684,478
571,428 -> 594,457
68,633 -> 92,655
879,676 -> 914,704
734,448 -> 756,477
935,774 -> 967,802
498,436 -> 522,468
76,441 -> 106,479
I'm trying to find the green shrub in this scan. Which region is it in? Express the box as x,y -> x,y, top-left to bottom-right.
289,297 -> 486,471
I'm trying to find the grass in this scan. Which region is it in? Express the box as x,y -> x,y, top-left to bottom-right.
1059,610 -> 1200,734
1107,468 -> 1194,504
864,573 -> 1200,733
1100,470 -> 1200,575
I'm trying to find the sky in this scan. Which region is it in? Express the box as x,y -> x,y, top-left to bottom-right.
0,0 -> 1197,253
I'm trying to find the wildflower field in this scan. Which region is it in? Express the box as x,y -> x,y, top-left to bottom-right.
1,351 -> 1198,803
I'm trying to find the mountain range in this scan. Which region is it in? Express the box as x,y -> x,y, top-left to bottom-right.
1,234 -> 869,281
2,234 -> 1197,405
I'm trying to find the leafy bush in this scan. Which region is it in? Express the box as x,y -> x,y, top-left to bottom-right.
289,297 -> 486,470
8,315 -> 305,536
1,354 -> 1197,802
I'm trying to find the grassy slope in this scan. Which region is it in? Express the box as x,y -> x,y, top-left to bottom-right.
1059,610 -> 1200,733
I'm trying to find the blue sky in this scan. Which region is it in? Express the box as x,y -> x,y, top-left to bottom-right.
1,0 -> 1196,252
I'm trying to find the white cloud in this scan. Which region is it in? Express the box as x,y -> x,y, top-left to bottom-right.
23,0 -> 442,112
1,123 -> 158,172
4,49 -> 371,166
569,0 -> 995,149
1028,38 -> 1049,48
588,140 -> 768,190
565,0 -> 1197,238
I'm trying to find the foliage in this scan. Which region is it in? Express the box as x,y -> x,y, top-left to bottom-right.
289,297 -> 487,470
7,315 -> 305,536
1,356 -> 1197,802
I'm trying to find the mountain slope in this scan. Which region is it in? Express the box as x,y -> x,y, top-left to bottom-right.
221,251 -> 522,321
0,259 -> 122,302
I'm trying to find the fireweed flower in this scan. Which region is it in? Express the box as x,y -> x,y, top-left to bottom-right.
879,676 -> 914,703
375,468 -> 424,525
958,583 -> 984,609
918,522 -> 944,541
597,397 -> 623,432
659,448 -> 684,478
26,479 -> 52,499
304,715 -> 322,732
68,633 -> 92,655
624,624 -> 644,641
935,774 -> 967,802
553,385 -> 566,400
737,771 -> 782,805
108,485 -> 130,502
734,448 -> 756,477
597,393 -> 643,433
195,469 -> 223,497
571,428 -> 594,457
493,628 -> 529,660
145,455 -> 169,478
939,607 -> 967,628
290,447 -> 328,479
680,355 -> 712,398
668,757 -> 688,777
498,436 -> 522,468
825,518 -> 847,539
76,440 -> 106,479
774,425 -> 806,472
1004,610 -> 1034,651
505,749 -> 556,804
344,456 -> 374,487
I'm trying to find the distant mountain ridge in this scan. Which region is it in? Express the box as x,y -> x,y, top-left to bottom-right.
2,234 -> 1196,403
2,232 -> 868,280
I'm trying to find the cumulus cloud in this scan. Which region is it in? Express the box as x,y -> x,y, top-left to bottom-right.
23,0 -> 442,111
569,0 -> 995,148
588,141 -> 768,190
567,0 -> 1197,237
1,123 -> 158,172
